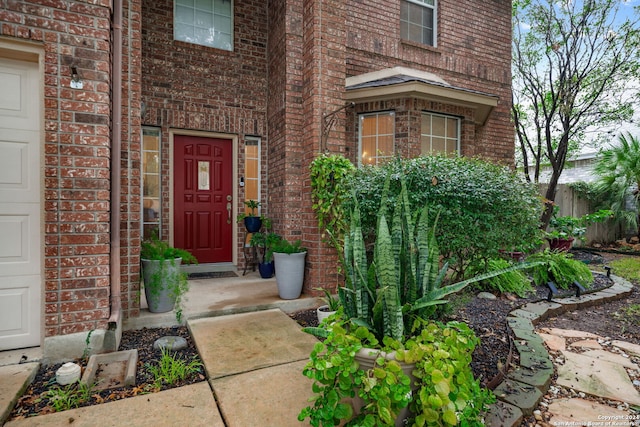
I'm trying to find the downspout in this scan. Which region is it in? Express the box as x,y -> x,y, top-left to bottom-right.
106,0 -> 123,349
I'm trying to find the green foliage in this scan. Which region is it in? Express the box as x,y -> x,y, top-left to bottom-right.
141,233 -> 198,264
250,218 -> 282,263
82,329 -> 94,360
315,287 -> 341,311
609,258 -> 640,283
143,258 -> 190,323
526,250 -> 593,289
44,381 -> 95,412
397,321 -> 495,427
299,314 -> 493,426
271,238 -> 306,254
593,132 -> 640,237
347,156 -> 543,279
145,347 -> 203,390
310,153 -> 356,248
340,171 -> 537,343
547,208 -> 614,241
467,258 -> 534,297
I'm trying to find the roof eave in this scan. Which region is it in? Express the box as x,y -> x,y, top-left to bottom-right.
345,81 -> 498,125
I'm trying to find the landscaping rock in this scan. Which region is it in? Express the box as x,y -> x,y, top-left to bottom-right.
153,336 -> 188,352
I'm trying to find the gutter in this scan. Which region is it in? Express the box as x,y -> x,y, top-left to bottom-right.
106,0 -> 123,350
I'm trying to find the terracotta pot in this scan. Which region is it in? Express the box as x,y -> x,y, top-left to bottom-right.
548,237 -> 574,252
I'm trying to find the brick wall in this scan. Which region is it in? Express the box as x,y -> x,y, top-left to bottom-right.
141,0 -> 268,270
0,0 -> 142,336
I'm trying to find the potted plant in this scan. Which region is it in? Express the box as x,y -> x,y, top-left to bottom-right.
140,234 -> 197,321
315,287 -> 340,324
547,208 -> 613,251
250,219 -> 281,279
299,174 -> 528,426
271,238 -> 307,299
237,200 -> 262,233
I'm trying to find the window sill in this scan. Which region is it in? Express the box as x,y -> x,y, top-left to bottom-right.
400,39 -> 441,55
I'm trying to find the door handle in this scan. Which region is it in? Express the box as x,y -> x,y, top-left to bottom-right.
226,202 -> 232,224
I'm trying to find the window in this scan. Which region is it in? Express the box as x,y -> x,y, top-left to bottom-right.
401,0 -> 437,47
421,112 -> 460,155
243,137 -> 261,215
359,112 -> 395,166
142,127 -> 161,239
174,0 -> 233,51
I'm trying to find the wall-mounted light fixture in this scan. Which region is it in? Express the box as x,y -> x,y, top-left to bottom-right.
70,66 -> 83,89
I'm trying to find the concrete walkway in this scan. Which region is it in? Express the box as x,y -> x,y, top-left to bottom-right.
1,309 -> 317,427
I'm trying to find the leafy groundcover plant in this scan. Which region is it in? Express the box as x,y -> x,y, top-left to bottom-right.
299,172 -> 534,427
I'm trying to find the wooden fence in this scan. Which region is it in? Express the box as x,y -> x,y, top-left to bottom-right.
539,183 -> 621,247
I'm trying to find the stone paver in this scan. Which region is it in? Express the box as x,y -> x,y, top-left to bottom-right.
547,398 -> 633,426
0,362 -> 39,425
556,351 -> 640,406
612,340 -> 640,357
569,339 -> 602,350
484,400 -> 523,426
538,332 -> 566,351
581,349 -> 639,369
211,360 -> 312,427
493,379 -> 543,416
188,309 -> 318,379
538,327 -> 601,339
4,382 -> 224,427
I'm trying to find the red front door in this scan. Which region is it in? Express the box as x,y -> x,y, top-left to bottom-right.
174,135 -> 233,263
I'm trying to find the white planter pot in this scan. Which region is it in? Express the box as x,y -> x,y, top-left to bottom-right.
273,251 -> 306,299
316,305 -> 336,324
141,258 -> 183,313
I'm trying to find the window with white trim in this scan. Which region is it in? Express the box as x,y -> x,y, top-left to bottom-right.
142,127 -> 161,239
400,0 -> 437,47
421,112 -> 460,155
243,137 -> 261,215
174,0 -> 233,51
359,112 -> 395,166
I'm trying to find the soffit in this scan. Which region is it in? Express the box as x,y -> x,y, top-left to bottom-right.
345,67 -> 499,125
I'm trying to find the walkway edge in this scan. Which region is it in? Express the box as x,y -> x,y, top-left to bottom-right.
485,274 -> 635,426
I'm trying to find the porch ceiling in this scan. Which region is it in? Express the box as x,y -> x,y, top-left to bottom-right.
345,67 -> 499,125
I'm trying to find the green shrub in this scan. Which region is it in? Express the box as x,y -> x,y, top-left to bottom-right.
468,258 -> 534,297
526,250 -> 593,289
145,347 -> 203,390
347,156 -> 543,279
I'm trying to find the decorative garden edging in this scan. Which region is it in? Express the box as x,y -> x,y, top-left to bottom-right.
485,274 -> 635,426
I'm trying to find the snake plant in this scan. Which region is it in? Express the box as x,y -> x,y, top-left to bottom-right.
336,173 -> 535,343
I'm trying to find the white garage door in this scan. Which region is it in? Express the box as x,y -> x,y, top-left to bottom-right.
0,56 -> 42,350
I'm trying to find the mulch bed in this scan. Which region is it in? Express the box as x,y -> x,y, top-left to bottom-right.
9,249 -> 639,420
9,326 -> 205,420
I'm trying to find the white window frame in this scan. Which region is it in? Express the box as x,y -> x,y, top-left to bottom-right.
420,112 -> 460,155
174,0 -> 234,51
358,111 -> 395,166
401,0 -> 437,47
142,127 -> 162,239
243,136 -> 261,214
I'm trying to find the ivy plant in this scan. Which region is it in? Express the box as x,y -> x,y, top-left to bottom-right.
310,153 -> 356,248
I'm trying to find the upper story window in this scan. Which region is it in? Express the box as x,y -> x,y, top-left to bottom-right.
400,0 -> 437,47
174,0 -> 233,51
359,112 -> 395,166
421,112 -> 459,155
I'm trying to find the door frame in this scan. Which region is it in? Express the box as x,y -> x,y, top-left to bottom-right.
169,129 -> 238,266
0,37 -> 46,349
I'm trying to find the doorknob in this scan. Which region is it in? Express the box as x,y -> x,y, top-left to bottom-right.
226,202 -> 232,224
227,195 -> 232,201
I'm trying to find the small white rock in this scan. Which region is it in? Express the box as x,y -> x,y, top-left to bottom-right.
56,362 -> 81,385
533,410 -> 543,421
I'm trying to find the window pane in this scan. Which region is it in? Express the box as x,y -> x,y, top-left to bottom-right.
378,115 -> 394,135
447,118 -> 457,138
361,136 -> 376,164
378,135 -> 394,156
432,137 -> 446,153
175,0 -> 233,51
401,0 -> 436,46
432,116 -> 445,136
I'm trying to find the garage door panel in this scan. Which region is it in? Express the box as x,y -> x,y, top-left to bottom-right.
0,129 -> 39,202
0,275 -> 40,350
0,59 -> 38,131
0,204 -> 40,276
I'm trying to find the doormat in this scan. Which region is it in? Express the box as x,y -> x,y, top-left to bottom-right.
188,271 -> 238,279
